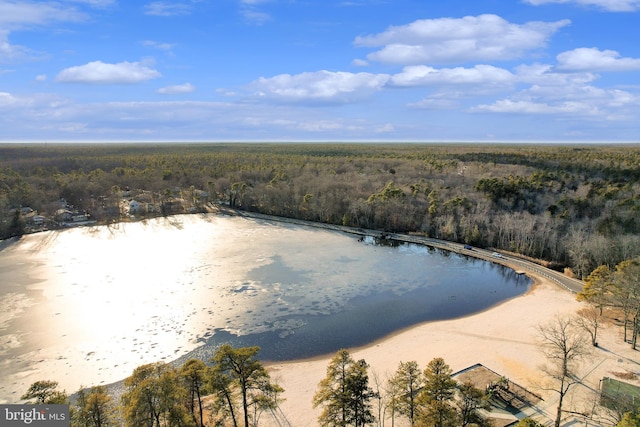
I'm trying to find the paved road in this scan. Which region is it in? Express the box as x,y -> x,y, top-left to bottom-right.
219,207 -> 585,294
379,232 -> 584,294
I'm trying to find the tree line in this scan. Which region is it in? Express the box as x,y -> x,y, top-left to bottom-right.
313,351 -> 488,427
20,344 -> 282,427
577,257 -> 640,350
2,143 -> 639,279
19,334 -> 640,426
18,349 -> 499,427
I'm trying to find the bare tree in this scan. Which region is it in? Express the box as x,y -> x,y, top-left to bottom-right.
575,306 -> 602,347
369,368 -> 386,427
566,224 -> 593,279
612,259 -> 640,348
537,315 -> 590,427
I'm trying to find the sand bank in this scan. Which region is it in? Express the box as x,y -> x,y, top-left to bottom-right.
264,276 -> 639,426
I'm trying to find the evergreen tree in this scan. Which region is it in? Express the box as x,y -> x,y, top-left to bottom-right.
313,349 -> 354,427
210,344 -> 281,427
313,349 -> 377,427
72,386 -> 118,427
6,209 -> 26,238
344,359 -> 378,427
121,362 -> 193,427
180,359 -> 208,427
387,360 -> 424,426
417,358 -> 457,427
21,380 -> 68,404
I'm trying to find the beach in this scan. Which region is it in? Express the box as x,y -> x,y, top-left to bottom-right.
0,217 -> 530,404
3,219 -> 639,426
264,274 -> 640,426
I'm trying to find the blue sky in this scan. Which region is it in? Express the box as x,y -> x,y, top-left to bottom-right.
1,0 -> 640,142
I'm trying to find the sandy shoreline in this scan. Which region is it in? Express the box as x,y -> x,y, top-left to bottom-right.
262,274 -> 640,427
0,217 -> 532,405
3,220 -> 639,426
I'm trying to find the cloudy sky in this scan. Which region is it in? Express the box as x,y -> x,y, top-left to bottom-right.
1,0 -> 640,142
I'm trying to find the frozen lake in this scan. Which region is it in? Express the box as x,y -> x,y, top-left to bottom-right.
0,214 -> 530,402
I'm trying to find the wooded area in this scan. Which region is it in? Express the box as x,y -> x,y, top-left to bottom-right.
2,142 -> 639,278
28,346 -> 627,427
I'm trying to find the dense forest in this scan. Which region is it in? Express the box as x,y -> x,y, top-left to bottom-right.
2,142 -> 640,278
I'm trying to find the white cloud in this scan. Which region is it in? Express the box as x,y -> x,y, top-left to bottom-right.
248,70 -> 390,103
0,30 -> 27,62
0,1 -> 85,27
66,0 -> 116,7
472,81 -> 638,118
1,84 -> 637,141
240,116 -> 369,134
297,120 -> 357,132
56,60 -> 161,84
0,1 -> 86,62
524,0 -> 640,12
144,1 -> 192,16
157,82 -> 195,94
238,0 -> 273,23
142,40 -> 176,51
0,91 -> 19,107
409,96 -> 460,110
35,74 -> 47,81
514,63 -> 598,85
354,14 -> 570,65
472,99 -> 602,115
0,93 -> 392,141
0,98 -> 234,138
390,64 -> 514,87
466,52 -> 640,121
241,8 -> 271,25
0,91 -> 69,110
142,40 -> 176,57
556,47 -> 640,71
375,123 -> 395,133
352,58 -> 369,67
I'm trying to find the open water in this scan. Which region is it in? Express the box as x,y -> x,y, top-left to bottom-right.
0,214 -> 530,402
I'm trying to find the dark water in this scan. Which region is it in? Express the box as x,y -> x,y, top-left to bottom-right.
0,215 -> 530,401
185,246 -> 530,362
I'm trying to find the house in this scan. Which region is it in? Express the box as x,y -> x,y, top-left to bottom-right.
19,207 -> 34,215
55,208 -> 74,223
29,214 -> 45,226
452,364 -> 544,427
128,200 -> 141,214
72,213 -> 89,223
194,189 -> 209,201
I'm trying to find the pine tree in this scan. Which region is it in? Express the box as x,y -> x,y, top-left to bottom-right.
313,349 -> 378,427
387,360 -> 424,426
417,358 -> 457,427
